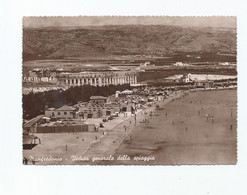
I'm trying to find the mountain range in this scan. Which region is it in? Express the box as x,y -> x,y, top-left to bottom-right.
23,25 -> 236,61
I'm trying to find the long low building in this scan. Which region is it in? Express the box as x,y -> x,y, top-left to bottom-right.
56,71 -> 138,86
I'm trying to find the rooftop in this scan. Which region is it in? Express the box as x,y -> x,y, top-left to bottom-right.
47,108 -> 55,111
90,96 -> 107,100
56,105 -> 76,111
24,115 -> 44,128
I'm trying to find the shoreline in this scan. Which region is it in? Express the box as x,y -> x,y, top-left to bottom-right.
79,90 -> 187,163
111,88 -> 237,165
81,87 -> 236,165
23,87 -> 236,165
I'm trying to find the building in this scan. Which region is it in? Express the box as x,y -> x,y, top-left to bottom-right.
90,96 -> 107,106
204,81 -> 214,89
194,80 -> 214,89
180,73 -> 192,83
119,89 -> 133,96
56,70 -> 138,87
77,96 -> 121,118
23,115 -> 44,133
219,62 -> 230,66
78,103 -> 120,118
23,70 -> 57,83
173,62 -> 189,67
44,108 -> 56,118
23,133 -> 41,150
23,70 -> 137,86
23,71 -> 40,82
45,105 -> 76,119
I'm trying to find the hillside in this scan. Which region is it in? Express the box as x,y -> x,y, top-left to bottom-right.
23,25 -> 236,61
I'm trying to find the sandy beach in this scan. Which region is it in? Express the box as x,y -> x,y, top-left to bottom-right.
112,89 -> 237,165
71,90 -> 191,165
23,89 -> 237,165
79,88 -> 237,165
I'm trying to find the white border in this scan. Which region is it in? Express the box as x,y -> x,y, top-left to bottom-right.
0,0 -> 247,195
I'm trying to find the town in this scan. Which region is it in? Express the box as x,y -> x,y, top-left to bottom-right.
23,66 -> 237,164
22,17 -> 237,165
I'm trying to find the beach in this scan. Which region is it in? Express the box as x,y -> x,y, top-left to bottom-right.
112,89 -> 237,165
23,90 -> 182,165
23,89 -> 237,165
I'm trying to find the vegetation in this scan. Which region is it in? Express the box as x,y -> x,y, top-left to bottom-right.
23,25 -> 236,61
23,84 -> 132,120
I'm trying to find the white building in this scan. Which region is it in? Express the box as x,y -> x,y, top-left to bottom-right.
57,70 -> 138,87
173,62 -> 189,67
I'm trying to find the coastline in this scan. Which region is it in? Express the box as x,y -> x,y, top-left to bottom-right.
112,88 -> 237,165
23,87 -> 237,165
77,90 -> 187,164
82,87 -> 237,165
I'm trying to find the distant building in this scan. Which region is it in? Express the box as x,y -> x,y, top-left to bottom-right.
23,70 -> 57,83
140,61 -> 151,67
23,71 -> 40,82
119,89 -> 133,95
194,81 -> 204,87
219,62 -> 230,66
204,81 -> 214,89
115,91 -> 121,97
180,73 -> 192,83
173,62 -> 189,67
194,80 -> 214,89
56,70 -> 138,87
165,73 -> 192,83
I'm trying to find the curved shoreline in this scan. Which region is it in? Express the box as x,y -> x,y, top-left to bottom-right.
81,87 -> 237,165
81,90 -> 187,160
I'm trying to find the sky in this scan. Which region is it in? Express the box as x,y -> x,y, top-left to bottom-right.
23,16 -> 236,28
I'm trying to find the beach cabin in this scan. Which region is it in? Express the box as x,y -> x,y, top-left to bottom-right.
23,133 -> 41,150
